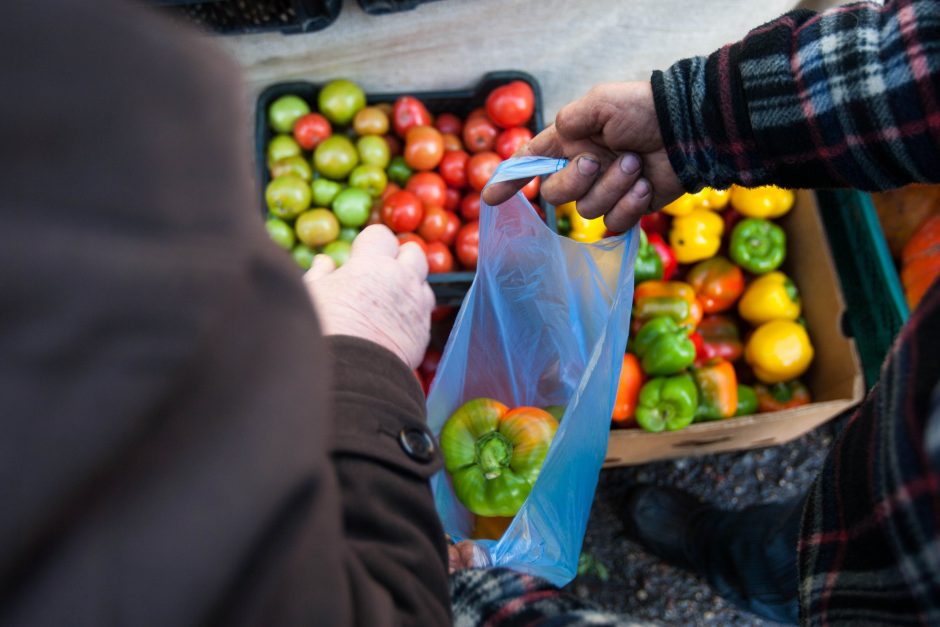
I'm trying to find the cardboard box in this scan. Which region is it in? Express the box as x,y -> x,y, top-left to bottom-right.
602,190 -> 866,467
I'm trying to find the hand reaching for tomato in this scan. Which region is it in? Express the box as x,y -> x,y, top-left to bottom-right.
304,225 -> 436,369
483,81 -> 684,233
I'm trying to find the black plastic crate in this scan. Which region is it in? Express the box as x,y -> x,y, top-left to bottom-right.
255,71 -> 546,306
816,189 -> 909,388
155,0 -> 341,35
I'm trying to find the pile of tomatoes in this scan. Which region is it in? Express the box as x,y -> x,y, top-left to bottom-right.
262,78 -> 539,274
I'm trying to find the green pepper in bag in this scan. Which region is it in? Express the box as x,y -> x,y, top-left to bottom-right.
636,374 -> 699,432
729,218 -> 786,274
440,398 -> 559,517
633,316 -> 697,376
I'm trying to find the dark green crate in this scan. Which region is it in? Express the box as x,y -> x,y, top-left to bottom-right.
816,189 -> 909,388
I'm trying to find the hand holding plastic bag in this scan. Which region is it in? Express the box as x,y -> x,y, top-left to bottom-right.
428,157 -> 639,585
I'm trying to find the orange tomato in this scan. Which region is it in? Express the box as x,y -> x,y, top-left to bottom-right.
404,125 -> 444,171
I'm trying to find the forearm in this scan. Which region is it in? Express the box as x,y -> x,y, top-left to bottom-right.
328,336 -> 450,627
653,0 -> 940,191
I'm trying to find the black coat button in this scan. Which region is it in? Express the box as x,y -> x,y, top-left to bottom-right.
399,427 -> 436,463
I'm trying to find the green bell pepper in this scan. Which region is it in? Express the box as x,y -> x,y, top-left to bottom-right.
633,316 -> 696,376
729,218 -> 786,274
635,374 -> 699,432
735,384 -> 759,416
440,398 -> 558,517
634,230 -> 664,283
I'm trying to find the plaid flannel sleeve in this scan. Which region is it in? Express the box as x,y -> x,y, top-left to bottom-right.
652,0 -> 940,191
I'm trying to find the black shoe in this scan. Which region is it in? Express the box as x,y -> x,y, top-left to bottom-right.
622,485 -> 801,625
622,485 -> 716,573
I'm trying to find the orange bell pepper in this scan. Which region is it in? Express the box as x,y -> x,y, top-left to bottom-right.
755,380 -> 811,412
612,353 -> 644,426
692,361 -> 738,421
632,280 -> 704,331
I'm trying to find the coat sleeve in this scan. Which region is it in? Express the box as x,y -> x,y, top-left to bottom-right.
652,0 -> 940,191
0,2 -> 448,626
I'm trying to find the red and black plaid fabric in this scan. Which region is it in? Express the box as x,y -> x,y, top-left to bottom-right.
653,0 -> 940,192
798,280 -> 940,625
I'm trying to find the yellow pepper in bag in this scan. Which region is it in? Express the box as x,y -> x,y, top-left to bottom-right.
662,187 -> 730,216
730,185 -> 795,219
738,271 -> 802,325
745,320 -> 814,383
559,201 -> 607,243
670,209 -> 724,264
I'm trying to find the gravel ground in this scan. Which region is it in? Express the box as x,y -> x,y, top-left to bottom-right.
564,418 -> 845,625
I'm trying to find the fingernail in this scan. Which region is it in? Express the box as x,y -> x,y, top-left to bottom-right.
577,155 -> 600,176
620,153 -> 640,174
632,179 -> 651,197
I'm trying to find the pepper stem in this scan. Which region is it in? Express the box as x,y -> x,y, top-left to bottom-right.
476,432 -> 513,479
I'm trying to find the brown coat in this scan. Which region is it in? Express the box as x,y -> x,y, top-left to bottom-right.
0,1 -> 449,625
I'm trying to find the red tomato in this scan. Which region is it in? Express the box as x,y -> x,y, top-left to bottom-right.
521,176 -> 540,200
392,96 -> 432,138
366,204 -> 383,227
439,150 -> 469,189
404,125 -> 445,171
467,151 -> 501,191
462,115 -> 499,153
495,127 -> 533,160
455,220 -> 480,270
440,210 -> 461,246
442,133 -> 463,152
434,112 -> 462,136
293,113 -> 331,150
406,171 -> 447,209
380,180 -> 401,202
485,80 -> 535,128
460,193 -> 481,221
426,241 -> 455,274
418,206 -> 449,242
431,305 -> 455,323
397,232 -> 428,253
384,134 -> 402,158
443,187 -> 461,212
467,107 -> 487,120
382,190 -> 424,233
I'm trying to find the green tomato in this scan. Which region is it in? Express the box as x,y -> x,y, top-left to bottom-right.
267,134 -> 301,166
357,135 -> 390,169
269,95 -> 311,133
314,135 -> 359,180
323,240 -> 352,267
266,175 -> 311,219
339,227 -> 359,243
270,155 -> 312,182
291,244 -> 316,270
318,79 -> 366,126
387,155 -> 413,186
295,208 -> 340,247
311,178 -> 344,207
348,164 -> 387,198
265,216 -> 296,250
332,187 -> 373,228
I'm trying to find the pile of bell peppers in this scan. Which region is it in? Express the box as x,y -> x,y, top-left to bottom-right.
604,184 -> 814,432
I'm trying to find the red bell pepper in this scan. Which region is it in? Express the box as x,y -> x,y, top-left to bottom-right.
686,256 -> 746,314
641,212 -> 670,237
647,233 -> 678,280
697,315 -> 744,363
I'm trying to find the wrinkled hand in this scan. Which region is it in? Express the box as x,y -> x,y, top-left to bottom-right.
483,81 -> 684,232
448,540 -> 489,573
304,225 -> 435,369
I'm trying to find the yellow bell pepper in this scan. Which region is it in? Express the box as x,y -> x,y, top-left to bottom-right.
745,320 -> 814,383
669,209 -> 724,264
738,271 -> 802,325
559,201 -> 607,243
730,185 -> 795,219
662,187 -> 730,216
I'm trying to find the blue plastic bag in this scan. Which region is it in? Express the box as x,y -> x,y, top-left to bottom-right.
427,156 -> 639,586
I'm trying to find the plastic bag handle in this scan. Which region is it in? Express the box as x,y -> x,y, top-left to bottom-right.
485,156 -> 569,186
